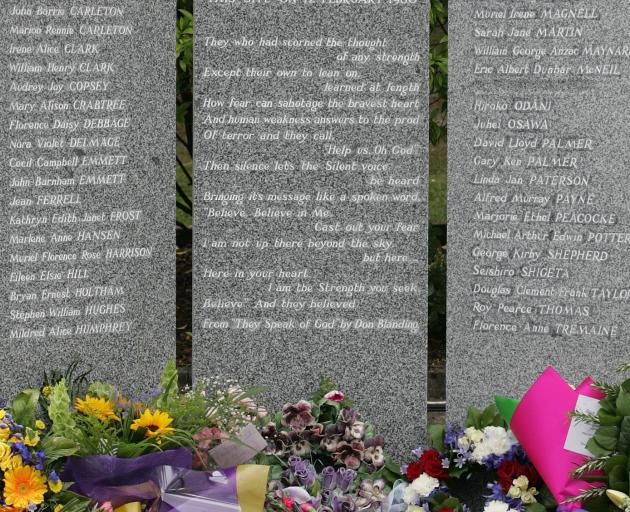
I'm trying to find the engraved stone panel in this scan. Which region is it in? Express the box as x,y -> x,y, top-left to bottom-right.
1,0 -> 175,393
448,0 -> 629,415
194,0 -> 429,454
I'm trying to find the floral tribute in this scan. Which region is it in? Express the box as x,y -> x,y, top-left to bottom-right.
0,394 -> 65,512
257,380 -> 401,511
0,362 -> 622,512
389,405 -> 574,512
567,364 -> 630,512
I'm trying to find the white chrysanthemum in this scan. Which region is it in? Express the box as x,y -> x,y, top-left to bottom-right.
457,436 -> 470,449
471,439 -> 492,462
483,500 -> 518,512
465,427 -> 483,444
482,426 -> 516,456
409,473 -> 440,498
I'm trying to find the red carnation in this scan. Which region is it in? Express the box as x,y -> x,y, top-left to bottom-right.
407,449 -> 449,481
418,449 -> 449,479
406,460 -> 424,481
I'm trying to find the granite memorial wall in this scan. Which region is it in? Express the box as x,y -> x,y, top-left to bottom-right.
193,0 -> 429,453
448,0 -> 630,414
1,0 -> 175,393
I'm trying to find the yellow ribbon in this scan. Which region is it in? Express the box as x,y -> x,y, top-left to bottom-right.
236,465 -> 270,512
114,502 -> 143,512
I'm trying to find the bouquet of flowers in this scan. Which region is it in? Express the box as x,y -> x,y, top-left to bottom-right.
0,389 -> 87,512
388,405 -> 561,512
568,364 -> 630,511
257,379 -> 401,511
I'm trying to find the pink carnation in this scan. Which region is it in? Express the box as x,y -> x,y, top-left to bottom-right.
324,390 -> 345,402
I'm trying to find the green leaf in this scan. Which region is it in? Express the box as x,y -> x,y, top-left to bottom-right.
617,381 -> 630,416
524,503 -> 546,512
449,467 -> 469,479
537,485 -> 557,509
618,416 -> 630,454
429,423 -> 446,452
155,360 -> 179,410
40,436 -> 80,462
11,389 -> 40,428
608,464 -> 630,493
465,405 -> 481,428
465,404 -> 502,429
586,437 -> 612,458
596,425 -> 620,450
583,495 -> 613,512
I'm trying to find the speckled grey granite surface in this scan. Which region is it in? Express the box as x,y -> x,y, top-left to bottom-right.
448,1 -> 629,418
193,0 -> 429,457
1,0 -> 175,396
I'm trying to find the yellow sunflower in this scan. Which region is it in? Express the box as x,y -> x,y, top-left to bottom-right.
75,396 -> 120,422
4,465 -> 47,509
130,410 -> 175,438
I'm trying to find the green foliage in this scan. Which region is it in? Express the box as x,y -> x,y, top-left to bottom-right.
573,371 -> 630,509
428,227 -> 447,339
430,491 -> 465,511
464,404 -> 505,429
87,381 -> 117,400
42,361 -> 92,402
176,9 -> 193,75
40,435 -> 80,464
429,0 -> 448,144
429,423 -> 446,452
155,360 -> 180,410
48,379 -> 81,441
176,1 -> 194,242
11,388 -> 40,429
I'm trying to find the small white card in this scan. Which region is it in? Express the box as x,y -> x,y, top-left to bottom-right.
564,394 -> 601,456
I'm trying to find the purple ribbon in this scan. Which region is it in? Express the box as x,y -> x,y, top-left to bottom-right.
62,449 -> 242,512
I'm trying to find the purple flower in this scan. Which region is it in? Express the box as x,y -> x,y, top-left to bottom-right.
287,457 -> 316,488
445,423 -> 464,447
336,467 -> 357,493
11,442 -> 32,463
282,401 -> 315,432
321,466 -> 337,490
331,494 -> 356,512
321,435 -> 342,453
334,441 -> 364,470
356,478 -> 386,508
338,409 -> 359,428
485,482 -> 524,511
363,435 -> 385,468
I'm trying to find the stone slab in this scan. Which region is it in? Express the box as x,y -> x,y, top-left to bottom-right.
1,0 -> 175,396
448,0 -> 630,417
194,0 -> 429,457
